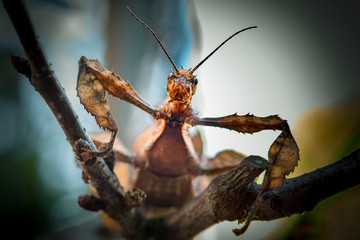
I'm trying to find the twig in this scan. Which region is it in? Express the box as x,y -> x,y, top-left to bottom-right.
4,0 -> 87,145
3,0 -> 147,238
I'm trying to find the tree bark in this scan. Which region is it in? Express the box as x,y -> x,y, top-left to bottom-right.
255,148 -> 360,221
163,150 -> 360,239
164,156 -> 269,239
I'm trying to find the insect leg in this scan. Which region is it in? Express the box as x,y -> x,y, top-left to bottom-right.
77,56 -> 157,163
199,150 -> 245,176
193,114 -> 299,235
78,57 -> 158,120
193,114 -> 299,183
91,132 -> 145,168
193,113 -> 284,133
80,131 -> 118,164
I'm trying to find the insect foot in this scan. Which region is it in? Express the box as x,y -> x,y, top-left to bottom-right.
125,188 -> 147,208
74,132 -> 117,167
74,138 -> 98,166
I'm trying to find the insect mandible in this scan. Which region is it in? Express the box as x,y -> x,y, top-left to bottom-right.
76,7 -> 299,236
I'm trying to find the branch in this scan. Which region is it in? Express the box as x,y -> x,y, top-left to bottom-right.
164,156 -> 269,239
255,148 -> 360,221
3,0 -> 147,238
4,0 -> 85,146
164,149 -> 360,239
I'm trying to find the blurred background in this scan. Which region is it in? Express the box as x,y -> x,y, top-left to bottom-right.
0,0 -> 359,239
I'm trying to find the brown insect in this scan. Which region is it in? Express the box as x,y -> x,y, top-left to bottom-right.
77,7 -> 299,236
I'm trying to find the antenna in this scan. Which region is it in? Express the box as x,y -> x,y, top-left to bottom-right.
127,7 -> 179,73
190,26 -> 257,75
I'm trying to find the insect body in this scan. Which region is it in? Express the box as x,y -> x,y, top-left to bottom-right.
77,7 -> 299,236
131,68 -> 199,217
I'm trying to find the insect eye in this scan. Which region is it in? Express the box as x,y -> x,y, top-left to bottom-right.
192,78 -> 198,85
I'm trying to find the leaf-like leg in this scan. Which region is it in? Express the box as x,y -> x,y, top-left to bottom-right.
77,57 -> 118,132
263,122 -> 299,190
234,124 -> 299,235
77,56 -> 157,165
200,150 -> 246,176
78,56 -> 158,120
193,114 -> 299,182
193,114 -> 299,235
193,113 -> 285,133
236,124 -> 299,236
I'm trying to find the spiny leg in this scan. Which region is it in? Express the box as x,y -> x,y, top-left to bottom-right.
77,56 -> 158,163
78,56 -> 158,119
192,113 -> 285,133
192,113 -> 299,235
